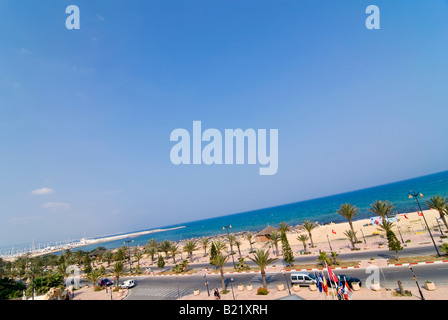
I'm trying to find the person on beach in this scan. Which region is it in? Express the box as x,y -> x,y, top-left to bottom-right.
214,288 -> 221,300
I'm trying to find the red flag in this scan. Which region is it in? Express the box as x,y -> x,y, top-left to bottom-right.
321,274 -> 328,295
327,265 -> 338,283
332,229 -> 336,234
344,280 -> 353,300
404,214 -> 408,219
418,211 -> 423,216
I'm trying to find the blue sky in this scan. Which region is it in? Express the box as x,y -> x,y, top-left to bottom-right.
1,0 -> 448,247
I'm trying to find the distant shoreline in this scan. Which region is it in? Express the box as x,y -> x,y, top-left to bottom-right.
4,226 -> 186,260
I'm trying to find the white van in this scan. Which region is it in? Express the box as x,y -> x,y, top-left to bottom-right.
290,273 -> 317,286
120,279 -> 136,289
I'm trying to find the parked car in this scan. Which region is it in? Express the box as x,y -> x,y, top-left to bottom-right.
98,278 -> 113,287
120,279 -> 136,289
290,272 -> 317,286
328,274 -> 362,289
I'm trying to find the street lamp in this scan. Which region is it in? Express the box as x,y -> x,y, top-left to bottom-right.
282,270 -> 292,295
408,191 -> 440,257
326,234 -> 333,251
409,265 -> 425,300
230,277 -> 235,300
203,274 -> 210,296
436,218 -> 444,236
223,225 -> 236,269
397,225 -> 405,244
360,228 -> 367,247
123,239 -> 134,272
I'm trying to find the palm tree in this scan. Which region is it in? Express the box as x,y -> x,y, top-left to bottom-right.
87,268 -> 102,290
114,247 -> 125,261
145,247 -> 158,264
440,243 -> 448,256
426,195 -> 448,230
337,203 -> 360,243
344,230 -> 357,250
377,220 -> 394,234
245,233 -> 255,253
377,220 -> 402,260
169,244 -> 181,264
301,220 -> 318,247
183,240 -> 198,261
200,237 -> 209,257
159,240 -> 172,259
269,231 -> 281,256
248,249 -> 277,289
234,239 -> 242,259
297,234 -> 309,254
212,240 -> 227,255
211,254 -> 229,292
330,251 -> 340,265
180,259 -> 189,272
279,222 -> 291,234
316,251 -> 331,267
134,251 -> 143,267
226,234 -> 236,255
369,200 -> 394,220
112,261 -> 124,288
25,262 -> 42,300
103,251 -> 113,267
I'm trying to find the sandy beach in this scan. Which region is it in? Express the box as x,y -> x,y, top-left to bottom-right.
80,208 -> 446,274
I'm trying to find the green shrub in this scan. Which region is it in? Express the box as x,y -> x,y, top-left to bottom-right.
0,277 -> 26,300
256,287 -> 269,295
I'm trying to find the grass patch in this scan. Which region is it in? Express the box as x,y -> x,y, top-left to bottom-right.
288,260 -> 360,270
389,254 -> 447,264
157,269 -> 199,276
392,289 -> 412,297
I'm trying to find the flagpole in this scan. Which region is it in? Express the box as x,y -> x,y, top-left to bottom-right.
324,261 -> 337,300
316,271 -> 326,300
320,271 -> 327,300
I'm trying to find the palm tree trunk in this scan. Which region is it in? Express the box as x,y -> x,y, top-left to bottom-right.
220,269 -> 226,292
309,232 -> 314,247
261,269 -> 267,289
349,221 -> 359,243
440,212 -> 448,231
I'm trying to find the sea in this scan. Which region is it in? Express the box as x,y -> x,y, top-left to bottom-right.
75,170 -> 448,252
3,170 -> 448,256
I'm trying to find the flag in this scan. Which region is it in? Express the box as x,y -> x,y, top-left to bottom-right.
332,229 -> 336,234
337,279 -> 344,300
418,211 -> 423,216
315,272 -> 322,293
404,214 -> 409,219
344,280 -> 353,300
327,265 -> 338,283
320,272 -> 328,295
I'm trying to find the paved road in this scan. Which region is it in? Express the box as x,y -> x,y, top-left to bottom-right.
174,244 -> 442,270
125,262 -> 448,300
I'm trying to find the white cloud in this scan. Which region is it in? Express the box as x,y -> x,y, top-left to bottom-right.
31,187 -> 54,195
42,202 -> 71,211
